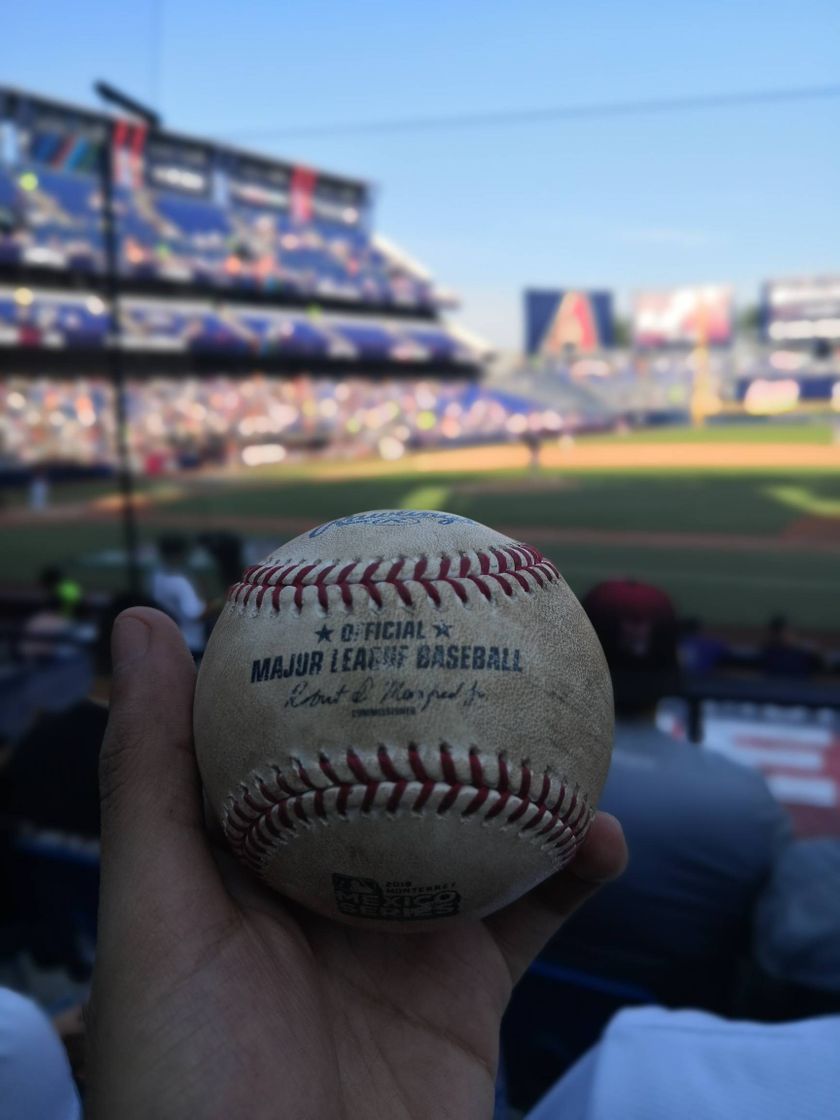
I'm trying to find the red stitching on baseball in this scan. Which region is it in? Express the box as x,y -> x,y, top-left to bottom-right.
226,543 -> 560,610
518,762 -> 531,801
347,749 -> 370,783
440,745 -> 457,785
224,745 -> 591,873
408,744 -> 429,782
437,785 -> 462,814
377,744 -> 401,781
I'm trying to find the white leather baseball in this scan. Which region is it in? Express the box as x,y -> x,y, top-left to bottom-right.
194,509 -> 613,930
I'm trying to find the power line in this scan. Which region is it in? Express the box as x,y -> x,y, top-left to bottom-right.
218,83 -> 840,142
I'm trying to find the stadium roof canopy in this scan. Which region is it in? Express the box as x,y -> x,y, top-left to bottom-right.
0,85 -> 370,196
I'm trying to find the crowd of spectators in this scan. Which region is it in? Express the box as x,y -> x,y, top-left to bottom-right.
679,616 -> 840,679
0,373 -> 599,476
0,288 -> 476,364
0,161 -> 435,311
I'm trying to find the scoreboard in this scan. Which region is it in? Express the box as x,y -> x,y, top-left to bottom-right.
763,277 -> 840,343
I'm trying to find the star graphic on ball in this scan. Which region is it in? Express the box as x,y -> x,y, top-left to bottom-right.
433,621 -> 452,637
315,624 -> 334,643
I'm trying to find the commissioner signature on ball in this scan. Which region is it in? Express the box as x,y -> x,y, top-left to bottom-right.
283,675 -> 487,713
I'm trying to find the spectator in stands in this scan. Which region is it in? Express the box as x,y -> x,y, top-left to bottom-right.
2,599 -> 122,837
549,580 -> 790,1005
149,534 -> 209,655
0,987 -> 81,1120
0,594 -> 154,974
528,1004 -> 840,1120
753,838 -> 840,1013
760,614 -> 823,677
197,530 -> 245,589
677,616 -> 730,674
18,568 -> 87,662
504,580 -> 791,1109
85,607 -> 627,1119
503,581 -> 798,1109
18,595 -> 74,663
39,566 -> 83,619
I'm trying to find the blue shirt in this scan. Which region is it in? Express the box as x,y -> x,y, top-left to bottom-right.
555,722 -> 791,994
528,1007 -> 840,1120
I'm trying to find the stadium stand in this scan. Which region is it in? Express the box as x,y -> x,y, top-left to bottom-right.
0,88 -> 438,313
0,373 -> 606,473
0,284 -> 481,365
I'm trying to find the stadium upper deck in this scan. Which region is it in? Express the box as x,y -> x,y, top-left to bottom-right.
0,86 -> 486,373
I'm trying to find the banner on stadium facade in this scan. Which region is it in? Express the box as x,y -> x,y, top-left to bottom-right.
291,166 -> 317,224
524,289 -> 614,356
633,286 -> 733,348
19,100 -> 107,176
762,277 -> 840,343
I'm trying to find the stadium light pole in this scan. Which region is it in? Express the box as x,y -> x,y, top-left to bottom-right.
94,82 -> 160,596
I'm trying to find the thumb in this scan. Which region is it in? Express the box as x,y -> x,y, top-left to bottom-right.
485,811 -> 628,984
98,608 -> 220,919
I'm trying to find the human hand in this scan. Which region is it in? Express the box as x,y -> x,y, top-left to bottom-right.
87,608 -> 626,1120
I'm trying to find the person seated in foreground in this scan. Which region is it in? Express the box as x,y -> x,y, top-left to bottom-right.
527,1004 -> 840,1120
752,837 -> 840,1015
0,987 -> 81,1120
0,594 -> 155,973
1,594 -> 151,842
550,580 -> 792,1008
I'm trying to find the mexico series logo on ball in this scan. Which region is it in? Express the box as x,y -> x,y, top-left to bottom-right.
194,509 -> 613,930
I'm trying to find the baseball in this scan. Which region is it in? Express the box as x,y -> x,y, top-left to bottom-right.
194,509 -> 613,930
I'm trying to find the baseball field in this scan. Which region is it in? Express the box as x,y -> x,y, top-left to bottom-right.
4,422 -> 840,634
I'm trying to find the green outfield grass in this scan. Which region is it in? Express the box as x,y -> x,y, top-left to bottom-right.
587,421 -> 836,444
4,445 -> 840,632
148,470 -> 839,536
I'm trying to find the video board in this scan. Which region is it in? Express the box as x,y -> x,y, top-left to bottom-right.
524,289 -> 614,355
633,286 -> 733,348
762,277 -> 840,343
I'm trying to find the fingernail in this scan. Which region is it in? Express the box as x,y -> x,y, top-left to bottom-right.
112,614 -> 151,671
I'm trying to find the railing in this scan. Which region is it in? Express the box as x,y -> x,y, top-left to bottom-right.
680,674 -> 840,743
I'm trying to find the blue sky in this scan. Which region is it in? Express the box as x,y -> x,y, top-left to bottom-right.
3,0 -> 839,349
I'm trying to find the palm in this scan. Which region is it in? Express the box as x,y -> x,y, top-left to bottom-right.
88,608 -> 625,1120
247,889 -> 506,1118
142,846 -> 511,1119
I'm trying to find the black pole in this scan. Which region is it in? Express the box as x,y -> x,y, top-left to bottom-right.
95,82 -> 161,130
100,121 -> 142,596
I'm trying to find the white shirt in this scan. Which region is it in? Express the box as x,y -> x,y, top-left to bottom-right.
0,988 -> 81,1120
150,568 -> 206,652
527,1006 -> 840,1120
